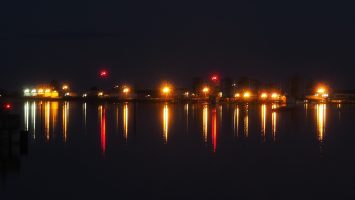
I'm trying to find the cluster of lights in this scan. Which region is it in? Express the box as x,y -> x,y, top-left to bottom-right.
315,87 -> 329,98
234,91 -> 281,100
24,88 -> 59,98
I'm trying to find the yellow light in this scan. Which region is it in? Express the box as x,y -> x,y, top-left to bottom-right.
62,85 -> 69,90
98,92 -> 104,96
38,88 -> 44,94
51,91 -> 59,98
261,93 -> 268,99
123,87 -> 130,94
184,92 -> 189,96
317,88 -> 325,94
235,93 -> 240,98
162,86 -> 171,95
202,87 -> 209,93
45,89 -> 51,93
271,93 -> 279,99
243,92 -> 251,98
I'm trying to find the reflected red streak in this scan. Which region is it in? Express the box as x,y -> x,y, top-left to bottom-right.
212,108 -> 217,153
101,107 -> 106,155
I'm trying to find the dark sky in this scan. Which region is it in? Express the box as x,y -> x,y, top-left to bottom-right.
1,0 -> 355,91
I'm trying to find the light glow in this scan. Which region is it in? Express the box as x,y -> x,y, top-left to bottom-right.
261,93 -> 268,99
243,92 -> 251,98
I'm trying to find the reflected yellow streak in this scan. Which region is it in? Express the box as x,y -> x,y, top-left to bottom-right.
272,104 -> 278,141
203,104 -> 208,143
51,102 -> 59,132
24,102 -> 29,131
244,104 -> 249,137
31,102 -> 36,139
316,104 -> 326,141
123,103 -> 129,141
45,102 -> 50,141
184,104 -> 189,132
261,104 -> 266,140
233,105 -> 239,137
62,102 -> 69,143
218,105 -> 223,124
163,104 -> 169,144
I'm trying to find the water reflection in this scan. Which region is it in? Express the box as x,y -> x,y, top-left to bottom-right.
184,104 -> 189,133
83,103 -> 87,128
212,108 -> 217,152
261,104 -> 266,141
45,102 -> 50,141
99,105 -> 106,155
123,103 -> 129,141
63,102 -> 69,143
21,101 -> 334,153
243,104 -> 249,137
202,104 -> 208,143
31,102 -> 36,139
162,104 -> 169,144
271,104 -> 278,141
24,102 -> 29,131
316,104 -> 327,141
51,102 -> 59,134
233,105 -> 239,137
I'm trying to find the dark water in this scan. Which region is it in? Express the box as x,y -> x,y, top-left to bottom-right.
1,101 -> 355,199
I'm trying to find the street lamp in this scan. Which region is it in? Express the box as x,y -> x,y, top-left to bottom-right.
162,86 -> 171,98
202,86 -> 210,98
122,86 -> 130,98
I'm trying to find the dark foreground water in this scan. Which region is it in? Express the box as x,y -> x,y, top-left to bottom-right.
1,101 -> 355,199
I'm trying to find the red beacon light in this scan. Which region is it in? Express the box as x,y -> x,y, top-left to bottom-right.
211,75 -> 219,82
100,70 -> 109,78
4,103 -> 12,110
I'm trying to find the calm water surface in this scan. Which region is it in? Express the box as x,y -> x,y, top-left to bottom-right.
1,102 -> 355,199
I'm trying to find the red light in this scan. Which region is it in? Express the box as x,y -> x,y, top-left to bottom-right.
100,70 -> 108,78
4,103 -> 12,110
211,75 -> 218,81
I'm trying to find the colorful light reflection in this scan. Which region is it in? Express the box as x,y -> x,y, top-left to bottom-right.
99,105 -> 106,155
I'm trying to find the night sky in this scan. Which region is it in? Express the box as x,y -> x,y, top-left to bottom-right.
1,0 -> 355,91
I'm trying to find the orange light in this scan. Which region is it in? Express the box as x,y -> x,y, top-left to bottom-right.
271,93 -> 279,99
62,85 -> 69,90
123,87 -> 130,94
261,93 -> 268,99
317,88 -> 325,94
243,92 -> 251,98
235,93 -> 240,98
212,108 -> 217,153
202,87 -> 210,93
162,86 -> 171,95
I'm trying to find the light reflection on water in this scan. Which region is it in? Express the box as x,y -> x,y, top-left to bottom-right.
162,103 -> 169,144
21,101 -> 334,152
12,101 -> 355,199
